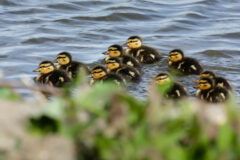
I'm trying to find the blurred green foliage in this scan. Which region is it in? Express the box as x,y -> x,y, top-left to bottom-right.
1,72 -> 240,160
0,87 -> 20,101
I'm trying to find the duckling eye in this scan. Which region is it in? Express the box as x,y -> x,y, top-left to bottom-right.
170,54 -> 178,56
92,71 -> 102,74
57,56 -> 66,59
109,49 -> 117,51
39,65 -> 51,69
128,40 -> 138,43
107,62 -> 115,65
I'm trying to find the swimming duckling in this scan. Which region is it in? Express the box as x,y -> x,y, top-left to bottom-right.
33,61 -> 71,87
103,44 -> 141,69
56,52 -> 90,79
105,57 -> 141,82
168,49 -> 203,75
90,65 -> 125,86
125,36 -> 162,64
154,73 -> 188,99
194,77 -> 229,103
193,70 -> 232,91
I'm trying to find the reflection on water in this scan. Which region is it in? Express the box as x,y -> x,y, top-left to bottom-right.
0,0 -> 239,99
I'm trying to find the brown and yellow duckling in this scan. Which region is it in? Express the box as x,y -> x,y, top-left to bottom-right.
194,77 -> 229,103
168,49 -> 203,75
105,57 -> 141,82
193,70 -> 232,91
103,44 -> 141,69
125,36 -> 162,64
154,73 -> 188,99
33,61 -> 71,87
90,65 -> 125,86
55,52 -> 90,79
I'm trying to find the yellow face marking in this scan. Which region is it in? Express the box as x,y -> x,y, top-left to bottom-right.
200,74 -> 209,78
127,38 -> 142,49
198,80 -> 211,90
106,62 -> 120,71
169,52 -> 182,62
108,47 -> 121,57
200,74 -> 214,79
57,55 -> 70,65
155,75 -> 170,85
91,69 -> 106,79
38,63 -> 54,74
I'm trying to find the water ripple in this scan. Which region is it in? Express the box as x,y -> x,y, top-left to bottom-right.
0,0 -> 239,99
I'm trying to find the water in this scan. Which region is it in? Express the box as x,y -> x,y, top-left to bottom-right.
0,0 -> 239,100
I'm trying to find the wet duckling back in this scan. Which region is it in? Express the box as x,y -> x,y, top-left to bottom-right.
154,73 -> 188,99
90,65 -> 125,86
56,52 -> 90,79
103,44 -> 141,69
125,36 -> 162,64
105,57 -> 141,82
194,77 -> 229,103
168,49 -> 203,75
33,61 -> 71,87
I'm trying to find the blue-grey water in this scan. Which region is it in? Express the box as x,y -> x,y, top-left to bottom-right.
0,0 -> 239,100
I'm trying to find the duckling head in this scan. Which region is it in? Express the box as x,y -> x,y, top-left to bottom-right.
169,49 -> 184,63
127,36 -> 142,49
33,61 -> 55,74
105,57 -> 121,71
200,70 -> 216,79
193,70 -> 216,83
91,66 -> 107,80
56,52 -> 72,65
154,73 -> 171,85
194,77 -> 214,91
103,44 -> 123,57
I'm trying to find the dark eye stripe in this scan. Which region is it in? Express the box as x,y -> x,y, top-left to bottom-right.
39,65 -> 51,68
106,62 -> 116,64
108,49 -> 118,51
156,78 -> 167,80
92,71 -> 103,74
57,57 -> 66,59
128,40 -> 138,43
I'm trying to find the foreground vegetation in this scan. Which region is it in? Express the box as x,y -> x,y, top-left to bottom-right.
0,74 -> 240,160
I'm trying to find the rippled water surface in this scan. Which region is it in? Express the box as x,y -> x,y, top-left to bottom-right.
0,0 -> 240,100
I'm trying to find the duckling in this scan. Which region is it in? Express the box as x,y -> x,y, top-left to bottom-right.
194,77 -> 229,103
105,57 -> 141,82
103,44 -> 141,69
125,36 -> 162,64
56,52 -> 90,79
90,65 -> 125,86
33,61 -> 71,87
154,73 -> 188,99
168,49 -> 203,75
193,70 -> 232,91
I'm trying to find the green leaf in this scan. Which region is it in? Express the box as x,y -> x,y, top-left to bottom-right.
217,123 -> 233,152
0,88 -> 20,101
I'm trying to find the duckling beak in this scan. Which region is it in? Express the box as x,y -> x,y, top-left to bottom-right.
102,51 -> 108,55
192,80 -> 200,83
32,68 -> 40,72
